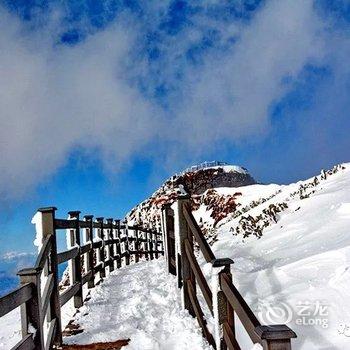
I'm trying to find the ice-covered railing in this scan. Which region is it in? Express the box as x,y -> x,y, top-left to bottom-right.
176,161 -> 249,177
161,196 -> 297,350
0,207 -> 163,350
183,161 -> 228,173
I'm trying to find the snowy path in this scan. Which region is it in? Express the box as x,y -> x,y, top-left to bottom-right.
63,258 -> 212,350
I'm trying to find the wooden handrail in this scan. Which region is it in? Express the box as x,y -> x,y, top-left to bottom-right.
187,280 -> 216,349
0,207 -> 164,350
223,322 -> 241,350
41,275 -> 54,321
220,273 -> 261,343
162,196 -> 297,350
34,236 -> 52,270
182,203 -> 215,262
184,239 -> 213,313
59,282 -> 81,307
0,283 -> 34,317
55,218 -> 160,234
10,333 -> 35,350
57,246 -> 79,264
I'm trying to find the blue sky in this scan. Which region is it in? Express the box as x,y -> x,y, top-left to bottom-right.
0,0 -> 349,255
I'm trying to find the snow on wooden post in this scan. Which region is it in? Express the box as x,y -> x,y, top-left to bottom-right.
174,194 -> 195,315
38,207 -> 62,345
211,258 -> 234,350
96,217 -> 106,279
106,218 -> 114,273
68,211 -> 83,308
154,230 -> 159,259
161,203 -> 176,275
18,268 -> 44,349
115,220 -> 122,268
111,219 -> 118,269
254,325 -> 296,350
124,221 -> 130,265
135,227 -> 140,263
148,228 -> 154,260
83,215 -> 95,289
144,226 -> 150,261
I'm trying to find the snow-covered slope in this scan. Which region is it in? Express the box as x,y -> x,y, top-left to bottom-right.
204,163 -> 350,349
64,259 -> 212,350
128,162 -> 350,349
1,163 -> 349,350
126,164 -> 256,229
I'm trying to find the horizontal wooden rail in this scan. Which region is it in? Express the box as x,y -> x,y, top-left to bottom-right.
55,218 -> 160,234
182,203 -> 215,263
0,283 -> 33,317
220,273 -> 261,343
187,280 -> 216,348
82,271 -> 93,285
59,282 -> 80,307
41,275 -> 54,321
34,236 -> 52,270
92,240 -> 103,249
80,242 -> 92,254
184,239 -> 213,313
57,246 -> 79,264
0,206 -> 164,350
163,195 -> 297,350
223,322 -> 241,350
11,333 -> 35,350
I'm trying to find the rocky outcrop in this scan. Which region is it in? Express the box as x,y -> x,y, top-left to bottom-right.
127,165 -> 255,229
174,167 -> 256,195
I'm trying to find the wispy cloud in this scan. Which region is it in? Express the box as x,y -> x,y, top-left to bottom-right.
0,0 -> 349,200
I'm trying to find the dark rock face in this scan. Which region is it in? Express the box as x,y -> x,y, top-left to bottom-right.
174,167 -> 256,195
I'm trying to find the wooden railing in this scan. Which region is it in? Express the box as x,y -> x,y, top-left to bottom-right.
161,195 -> 297,350
0,207 -> 163,350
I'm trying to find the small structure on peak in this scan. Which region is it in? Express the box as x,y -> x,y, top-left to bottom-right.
175,161 -> 256,195
180,161 -> 249,176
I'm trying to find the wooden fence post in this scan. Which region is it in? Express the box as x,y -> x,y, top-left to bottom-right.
115,220 -> 122,268
143,226 -> 149,261
154,230 -> 159,259
124,221 -> 130,265
255,325 -> 296,350
17,268 -> 44,350
68,211 -> 83,308
174,194 -> 195,315
161,204 -> 176,275
211,258 -> 234,350
38,207 -> 62,345
135,227 -> 140,263
111,219 -> 118,270
148,228 -> 154,260
84,215 -> 95,289
96,217 -> 106,279
106,218 -> 114,273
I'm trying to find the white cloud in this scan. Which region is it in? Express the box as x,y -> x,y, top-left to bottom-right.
0,0 -> 348,200
170,0 -> 324,147
0,8 -> 159,200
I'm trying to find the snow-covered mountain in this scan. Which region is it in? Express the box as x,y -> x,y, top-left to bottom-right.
1,162 -> 349,350
127,163 -> 256,230
127,162 -> 350,349
209,163 -> 350,349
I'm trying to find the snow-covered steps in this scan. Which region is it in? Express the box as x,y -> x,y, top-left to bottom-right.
63,258 -> 212,350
